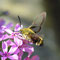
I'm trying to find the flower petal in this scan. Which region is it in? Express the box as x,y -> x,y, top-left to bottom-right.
6,23 -> 13,28
0,19 -> 5,27
9,46 -> 18,54
14,36 -> 23,46
18,50 -> 23,60
22,45 -> 34,57
6,40 -> 15,46
13,48 -> 20,54
8,54 -> 18,60
31,55 -> 40,60
14,23 -> 20,31
5,29 -> 13,34
0,34 -> 9,41
1,34 -> 9,41
1,57 -> 7,60
14,24 -> 23,31
0,51 -> 3,56
24,57 -> 30,60
24,55 -> 40,60
2,26 -> 13,34
2,41 -> 8,53
0,32 -> 3,38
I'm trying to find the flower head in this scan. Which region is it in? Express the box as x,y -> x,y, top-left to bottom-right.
0,41 -> 18,60
0,19 -> 40,60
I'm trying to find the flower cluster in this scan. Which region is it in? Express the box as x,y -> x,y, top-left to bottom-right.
0,19 -> 40,60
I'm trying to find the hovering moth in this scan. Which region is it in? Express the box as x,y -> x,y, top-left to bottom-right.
18,12 -> 46,46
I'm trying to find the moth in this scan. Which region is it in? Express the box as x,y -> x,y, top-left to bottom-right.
18,12 -> 46,46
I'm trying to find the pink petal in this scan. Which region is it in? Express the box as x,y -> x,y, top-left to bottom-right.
2,41 -> 8,53
8,54 -> 18,60
18,50 -> 23,60
0,34 -> 9,41
1,57 -> 7,60
14,36 -> 23,46
5,28 -> 13,34
22,45 -> 34,57
0,19 -> 5,26
2,34 -> 9,41
24,55 -> 40,60
0,33 -> 3,38
0,36 -> 3,41
19,50 -> 23,56
8,35 -> 14,39
23,47 -> 34,57
2,26 -> 13,34
14,23 -> 20,31
9,46 -> 18,54
31,55 -> 40,60
13,48 -> 20,54
0,51 -> 3,56
15,24 -> 23,31
24,57 -> 30,60
6,23 -> 13,28
6,40 -> 15,46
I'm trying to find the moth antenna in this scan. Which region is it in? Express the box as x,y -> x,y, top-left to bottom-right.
18,16 -> 21,25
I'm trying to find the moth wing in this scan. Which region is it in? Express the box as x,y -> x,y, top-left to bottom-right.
29,12 -> 46,33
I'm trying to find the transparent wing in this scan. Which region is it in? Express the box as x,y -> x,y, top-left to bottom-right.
29,12 -> 46,33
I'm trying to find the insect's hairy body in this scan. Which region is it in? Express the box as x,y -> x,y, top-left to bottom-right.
20,28 -> 43,46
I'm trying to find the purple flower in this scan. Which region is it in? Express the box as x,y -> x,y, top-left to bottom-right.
6,36 -> 34,59
6,23 -> 13,28
0,20 -> 40,60
0,20 -> 13,41
14,36 -> 34,57
24,55 -> 40,60
0,19 -> 5,27
0,19 -> 5,38
0,41 -> 18,60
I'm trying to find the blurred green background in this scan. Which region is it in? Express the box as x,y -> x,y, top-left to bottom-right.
0,0 -> 60,60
